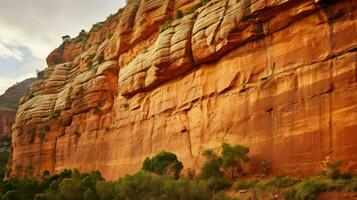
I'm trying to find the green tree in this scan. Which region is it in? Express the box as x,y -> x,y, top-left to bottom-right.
58,177 -> 82,200
200,149 -> 224,179
221,143 -> 249,179
84,188 -> 99,200
141,151 -> 183,179
96,181 -> 116,200
115,171 -> 166,200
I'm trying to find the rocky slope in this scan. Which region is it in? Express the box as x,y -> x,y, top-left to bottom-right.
8,0 -> 357,179
0,78 -> 35,137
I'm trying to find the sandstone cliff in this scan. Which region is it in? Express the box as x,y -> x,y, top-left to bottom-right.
0,78 -> 35,137
8,0 -> 357,179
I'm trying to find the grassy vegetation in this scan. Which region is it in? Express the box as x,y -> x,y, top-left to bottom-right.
285,174 -> 357,200
233,161 -> 357,200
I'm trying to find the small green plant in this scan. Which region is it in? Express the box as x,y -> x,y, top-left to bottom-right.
36,70 -> 45,79
176,10 -> 184,19
160,17 -> 173,33
326,160 -> 344,180
62,35 -> 71,43
201,0 -> 211,5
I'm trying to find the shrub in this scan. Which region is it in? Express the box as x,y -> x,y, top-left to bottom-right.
160,17 -> 173,33
326,160 -> 343,180
83,188 -> 98,200
201,0 -> 211,5
201,177 -> 232,193
96,181 -> 116,200
200,149 -> 224,179
33,194 -> 47,200
36,70 -> 45,79
141,151 -> 183,179
115,171 -> 167,200
176,10 -> 184,19
235,180 -> 258,191
260,176 -> 299,189
62,35 -> 71,43
221,143 -> 249,179
284,175 -> 350,200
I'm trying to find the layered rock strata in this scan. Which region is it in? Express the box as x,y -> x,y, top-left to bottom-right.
8,0 -> 357,180
0,78 -> 35,137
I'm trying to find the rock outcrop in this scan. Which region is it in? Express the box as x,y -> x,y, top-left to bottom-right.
8,0 -> 357,180
0,78 -> 35,137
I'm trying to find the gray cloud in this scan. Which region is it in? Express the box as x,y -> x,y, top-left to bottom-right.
0,0 -> 125,94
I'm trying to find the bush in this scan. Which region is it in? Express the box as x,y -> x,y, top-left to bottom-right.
83,189 -> 98,200
201,177 -> 232,193
96,181 -> 116,200
141,151 -> 183,179
260,176 -> 299,189
284,175 -> 350,200
115,171 -> 167,200
33,194 -> 47,200
326,160 -> 343,180
235,180 -> 258,191
36,70 -> 45,79
201,0 -> 211,5
221,143 -> 249,179
200,149 -> 224,179
176,10 -> 184,19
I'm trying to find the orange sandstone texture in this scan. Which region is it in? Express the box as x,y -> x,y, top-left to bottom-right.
8,0 -> 357,180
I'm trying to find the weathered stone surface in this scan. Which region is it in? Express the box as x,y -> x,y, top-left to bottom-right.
8,0 -> 357,181
0,78 -> 34,137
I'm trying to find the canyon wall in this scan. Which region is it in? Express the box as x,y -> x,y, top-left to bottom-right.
8,0 -> 357,180
0,78 -> 35,137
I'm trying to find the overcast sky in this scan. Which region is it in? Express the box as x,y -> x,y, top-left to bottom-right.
0,0 -> 125,95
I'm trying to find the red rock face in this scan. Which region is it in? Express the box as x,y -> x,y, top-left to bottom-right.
8,0 -> 357,180
0,109 -> 15,137
0,78 -> 35,137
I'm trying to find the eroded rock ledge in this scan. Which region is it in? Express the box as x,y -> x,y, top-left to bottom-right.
8,0 -> 357,180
